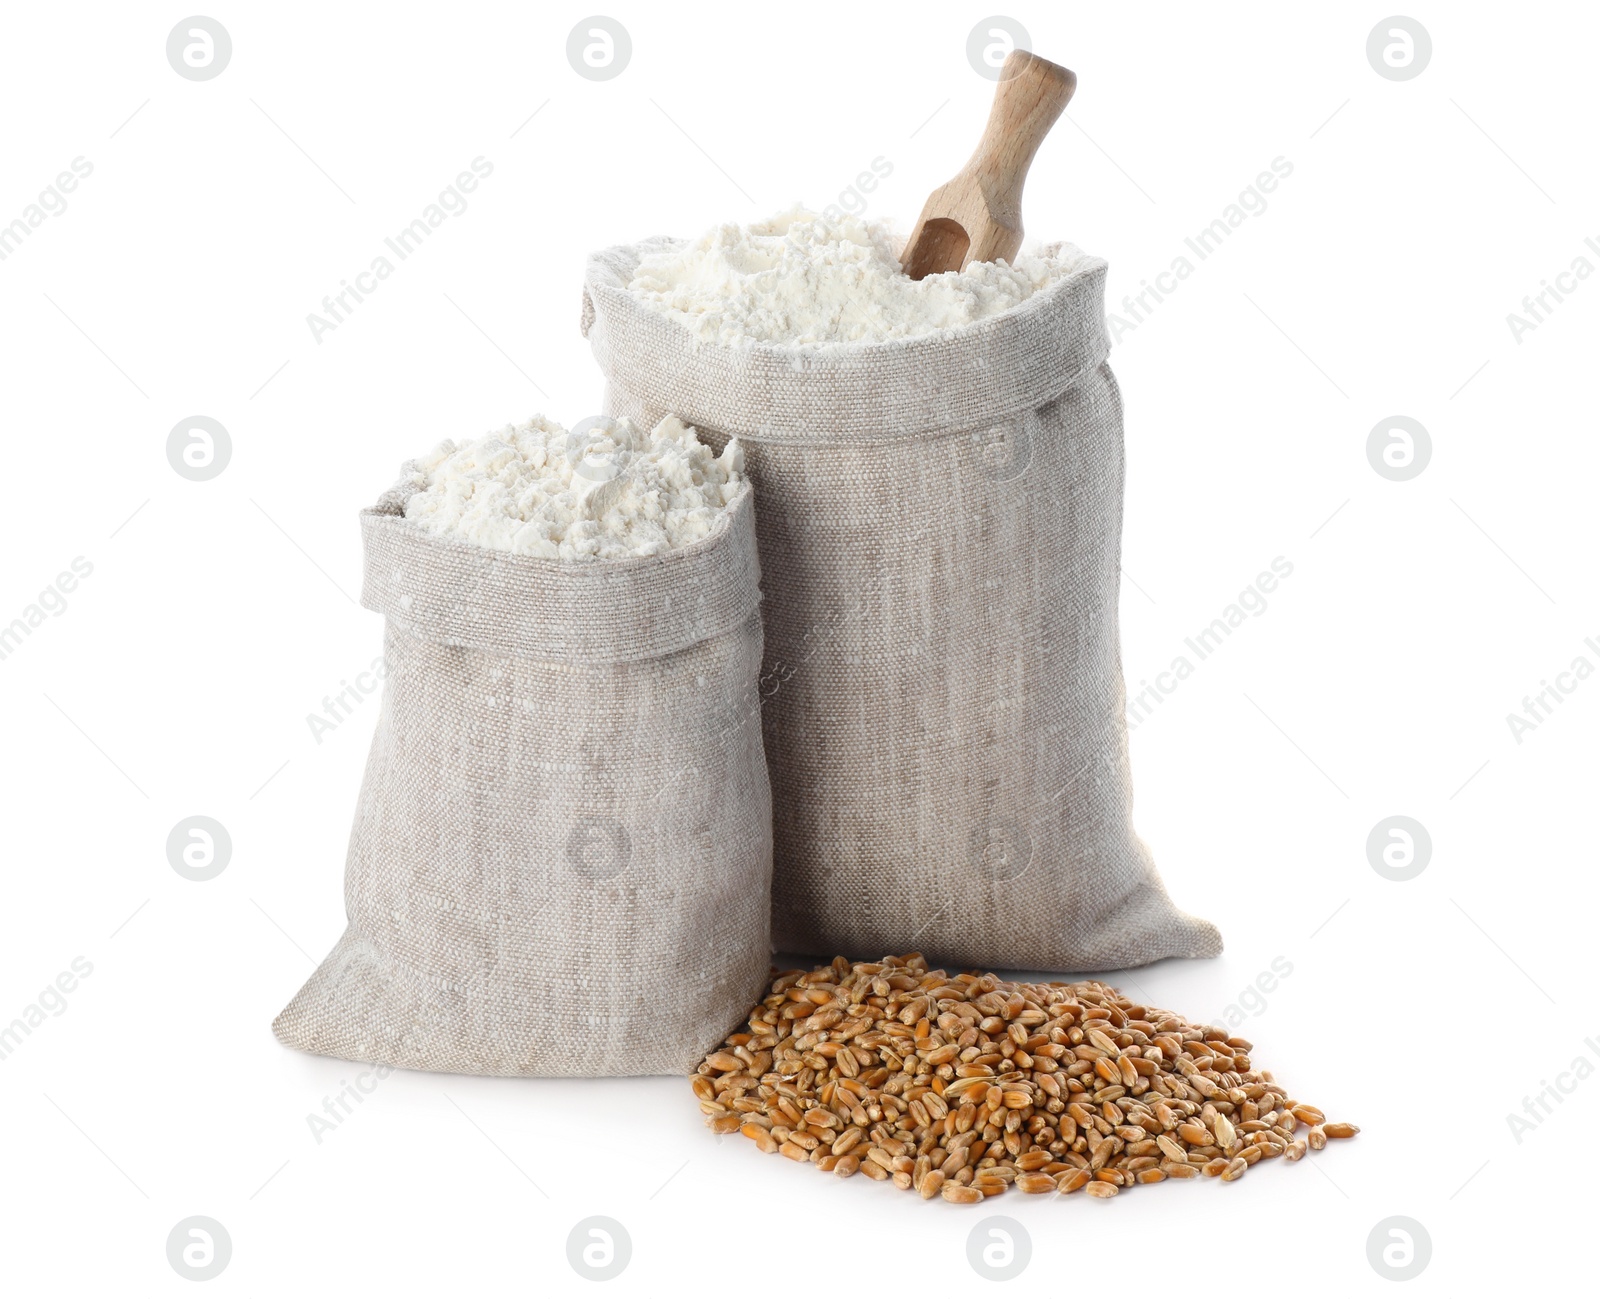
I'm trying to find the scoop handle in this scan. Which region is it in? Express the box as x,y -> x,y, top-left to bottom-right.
966,51 -> 1076,235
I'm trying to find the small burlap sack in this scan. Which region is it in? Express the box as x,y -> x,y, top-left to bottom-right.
273,480 -> 772,1076
582,238 -> 1220,972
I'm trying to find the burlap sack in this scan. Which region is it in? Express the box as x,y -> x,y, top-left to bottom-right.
582,239 -> 1220,972
273,480 -> 772,1076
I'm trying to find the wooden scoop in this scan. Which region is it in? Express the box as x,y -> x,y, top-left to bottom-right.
900,50 -> 1076,280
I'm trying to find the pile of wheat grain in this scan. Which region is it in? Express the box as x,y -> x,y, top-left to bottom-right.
692,954 -> 1357,1201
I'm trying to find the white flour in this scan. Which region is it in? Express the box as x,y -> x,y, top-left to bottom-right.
398,414 -> 745,561
627,205 -> 1080,347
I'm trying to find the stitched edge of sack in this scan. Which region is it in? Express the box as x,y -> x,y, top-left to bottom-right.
358,483 -> 763,665
582,239 -> 1111,444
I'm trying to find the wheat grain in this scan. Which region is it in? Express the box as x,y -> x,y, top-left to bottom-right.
693,954 -> 1356,1204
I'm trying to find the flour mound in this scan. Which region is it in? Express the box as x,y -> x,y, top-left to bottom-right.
398,414 -> 746,561
626,205 -> 1080,347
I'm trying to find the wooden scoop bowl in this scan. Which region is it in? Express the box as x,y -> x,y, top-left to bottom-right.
901,50 -> 1076,280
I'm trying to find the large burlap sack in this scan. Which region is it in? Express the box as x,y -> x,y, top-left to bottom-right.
273,479 -> 772,1076
582,238 -> 1220,973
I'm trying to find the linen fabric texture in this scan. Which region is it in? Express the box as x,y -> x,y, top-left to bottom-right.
273,483 -> 773,1076
582,238 -> 1220,972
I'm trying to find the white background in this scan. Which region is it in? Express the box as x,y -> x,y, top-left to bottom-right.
1,1 -> 1594,1292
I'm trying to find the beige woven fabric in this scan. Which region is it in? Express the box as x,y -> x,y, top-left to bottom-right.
272,485 -> 773,1076
583,239 -> 1220,973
